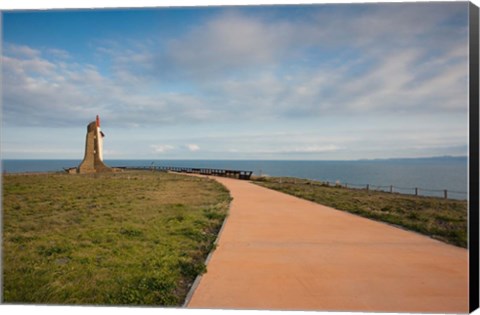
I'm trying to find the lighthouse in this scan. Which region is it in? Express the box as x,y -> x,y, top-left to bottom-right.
77,115 -> 112,173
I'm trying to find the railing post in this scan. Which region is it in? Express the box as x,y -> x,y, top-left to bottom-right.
366,184 -> 369,191
390,185 -> 393,193
444,190 -> 448,199
415,188 -> 418,196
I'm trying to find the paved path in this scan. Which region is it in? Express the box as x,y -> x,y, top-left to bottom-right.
187,177 -> 468,313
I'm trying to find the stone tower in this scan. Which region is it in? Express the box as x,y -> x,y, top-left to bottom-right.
78,115 -> 112,173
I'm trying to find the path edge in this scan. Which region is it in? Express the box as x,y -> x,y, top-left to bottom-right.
182,179 -> 232,308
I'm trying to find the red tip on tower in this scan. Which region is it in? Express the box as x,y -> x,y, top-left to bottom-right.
96,115 -> 100,127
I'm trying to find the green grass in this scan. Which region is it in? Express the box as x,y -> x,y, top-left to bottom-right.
253,177 -> 467,248
2,171 -> 231,305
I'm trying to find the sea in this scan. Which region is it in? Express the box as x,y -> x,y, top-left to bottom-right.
1,157 -> 469,200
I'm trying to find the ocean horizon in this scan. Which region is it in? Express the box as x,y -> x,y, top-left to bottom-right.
2,156 -> 468,200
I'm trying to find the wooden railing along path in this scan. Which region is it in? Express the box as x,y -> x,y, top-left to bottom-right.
120,166 -> 253,180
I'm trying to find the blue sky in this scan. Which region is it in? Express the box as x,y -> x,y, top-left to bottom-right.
1,1 -> 471,160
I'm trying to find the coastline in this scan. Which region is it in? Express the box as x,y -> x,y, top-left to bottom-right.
2,158 -> 468,200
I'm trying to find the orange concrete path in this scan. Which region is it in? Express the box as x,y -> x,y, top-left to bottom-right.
187,177 -> 469,313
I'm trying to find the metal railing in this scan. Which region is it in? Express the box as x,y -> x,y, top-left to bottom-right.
120,165 -> 253,180
322,180 -> 466,200
271,178 -> 467,200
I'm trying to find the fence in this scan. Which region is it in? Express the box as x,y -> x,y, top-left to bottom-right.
120,165 -> 253,180
317,180 -> 467,200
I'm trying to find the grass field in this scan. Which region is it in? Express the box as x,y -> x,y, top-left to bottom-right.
253,177 -> 467,248
2,171 -> 231,305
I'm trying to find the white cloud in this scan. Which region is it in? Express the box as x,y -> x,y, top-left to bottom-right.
47,48 -> 71,60
165,12 -> 295,78
249,144 -> 342,155
4,43 -> 41,58
186,144 -> 200,152
150,144 -> 175,153
1,4 -> 470,159
2,45 -> 216,127
3,4 -> 466,129
292,145 -> 341,153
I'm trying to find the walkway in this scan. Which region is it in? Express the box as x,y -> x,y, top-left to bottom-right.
186,177 -> 469,313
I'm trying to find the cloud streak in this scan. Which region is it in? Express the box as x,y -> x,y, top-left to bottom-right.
150,144 -> 175,153
1,3 -> 470,159
3,4 -> 468,128
186,144 -> 200,152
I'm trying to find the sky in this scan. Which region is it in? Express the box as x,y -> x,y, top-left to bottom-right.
0,1 -> 471,160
